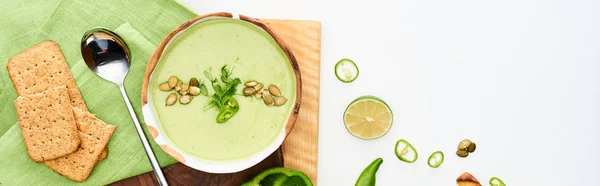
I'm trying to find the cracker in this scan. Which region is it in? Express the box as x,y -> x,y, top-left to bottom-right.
97,147 -> 109,163
457,172 -> 482,186
13,86 -> 80,162
7,40 -> 87,111
44,107 -> 116,182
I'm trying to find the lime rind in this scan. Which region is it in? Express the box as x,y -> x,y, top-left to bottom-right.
489,177 -> 506,186
395,139 -> 418,163
427,151 -> 444,168
335,58 -> 359,83
343,95 -> 393,140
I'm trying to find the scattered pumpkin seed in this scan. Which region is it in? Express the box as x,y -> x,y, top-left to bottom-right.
467,142 -> 476,153
274,96 -> 287,106
159,82 -> 172,91
243,87 -> 256,96
245,81 -> 258,87
255,92 -> 262,98
166,93 -> 177,106
254,83 -> 263,91
268,85 -> 281,96
189,86 -> 201,96
456,149 -> 469,158
257,88 -> 264,94
177,79 -> 183,87
181,84 -> 189,92
168,76 -> 178,88
458,139 -> 472,150
189,78 -> 199,87
262,91 -> 274,106
199,84 -> 208,96
179,95 -> 193,105
178,84 -> 189,95
174,79 -> 183,91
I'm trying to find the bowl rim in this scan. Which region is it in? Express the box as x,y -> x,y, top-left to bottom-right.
140,12 -> 302,173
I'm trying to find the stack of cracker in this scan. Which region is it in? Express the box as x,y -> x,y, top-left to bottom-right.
7,41 -> 117,182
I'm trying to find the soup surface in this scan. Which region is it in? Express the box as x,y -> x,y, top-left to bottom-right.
150,17 -> 296,162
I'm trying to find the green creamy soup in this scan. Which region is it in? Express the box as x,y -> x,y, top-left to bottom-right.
150,18 -> 296,162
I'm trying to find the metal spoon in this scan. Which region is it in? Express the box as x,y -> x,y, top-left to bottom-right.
81,28 -> 168,186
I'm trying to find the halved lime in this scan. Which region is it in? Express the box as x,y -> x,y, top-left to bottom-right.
489,177 -> 506,186
395,139 -> 418,163
335,58 -> 359,83
343,96 -> 393,140
427,151 -> 444,168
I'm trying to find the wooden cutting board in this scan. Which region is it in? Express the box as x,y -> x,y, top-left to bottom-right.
112,19 -> 321,186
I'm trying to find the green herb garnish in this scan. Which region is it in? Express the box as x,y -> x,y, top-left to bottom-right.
203,65 -> 241,123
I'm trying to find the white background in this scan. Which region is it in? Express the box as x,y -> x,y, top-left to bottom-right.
180,0 -> 600,185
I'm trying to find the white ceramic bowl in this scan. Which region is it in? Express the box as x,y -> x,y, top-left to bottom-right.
140,12 -> 302,173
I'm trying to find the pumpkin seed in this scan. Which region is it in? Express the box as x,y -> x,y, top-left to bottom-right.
254,83 -> 263,91
243,87 -> 256,96
174,79 -> 183,91
189,86 -> 201,96
274,96 -> 287,106
456,149 -> 469,158
168,76 -> 178,88
166,93 -> 177,106
257,88 -> 264,94
255,92 -> 262,98
245,81 -> 258,87
178,84 -> 189,95
189,78 -> 199,87
159,82 -> 172,91
458,139 -> 472,150
179,95 -> 193,105
262,91 -> 274,106
181,84 -> 189,92
268,85 -> 281,96
467,142 -> 476,153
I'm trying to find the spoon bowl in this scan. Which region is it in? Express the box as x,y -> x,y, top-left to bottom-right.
81,27 -> 168,186
81,28 -> 130,85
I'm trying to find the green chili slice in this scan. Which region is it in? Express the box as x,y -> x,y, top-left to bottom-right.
427,151 -> 444,168
216,108 -> 237,123
489,177 -> 506,186
395,139 -> 418,163
221,95 -> 239,112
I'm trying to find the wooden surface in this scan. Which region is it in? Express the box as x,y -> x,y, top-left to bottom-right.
112,149 -> 283,186
263,19 -> 321,185
112,19 -> 321,186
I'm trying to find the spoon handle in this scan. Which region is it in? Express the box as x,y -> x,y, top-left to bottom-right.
119,85 -> 169,186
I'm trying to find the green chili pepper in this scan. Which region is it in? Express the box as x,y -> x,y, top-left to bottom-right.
241,167 -> 313,186
216,108 -> 236,123
395,139 -> 418,163
221,95 -> 239,112
489,177 -> 506,186
355,158 -> 383,186
427,151 -> 444,168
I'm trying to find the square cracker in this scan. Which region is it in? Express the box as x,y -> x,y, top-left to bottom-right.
44,107 -> 116,182
13,86 -> 80,162
7,40 -> 87,111
97,147 -> 109,164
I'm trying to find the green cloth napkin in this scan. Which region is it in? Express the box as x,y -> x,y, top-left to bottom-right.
0,0 -> 197,185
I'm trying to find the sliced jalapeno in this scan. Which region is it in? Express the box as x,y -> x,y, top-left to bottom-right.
489,177 -> 506,186
395,139 -> 418,163
221,95 -> 239,112
427,151 -> 444,168
216,109 -> 237,123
